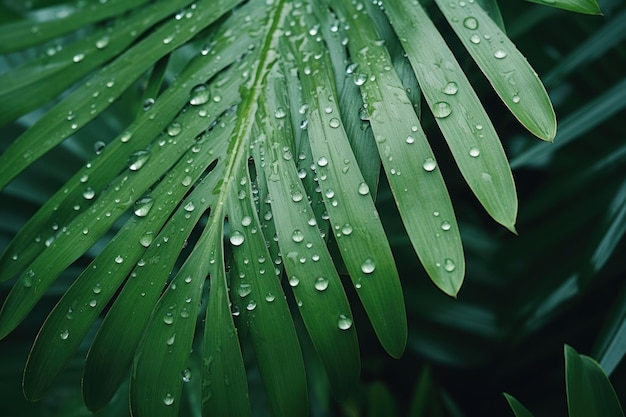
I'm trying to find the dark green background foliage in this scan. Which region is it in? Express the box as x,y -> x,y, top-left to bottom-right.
1,0 -> 625,416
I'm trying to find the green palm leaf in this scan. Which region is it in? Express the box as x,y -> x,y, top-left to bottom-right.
0,0 -> 588,415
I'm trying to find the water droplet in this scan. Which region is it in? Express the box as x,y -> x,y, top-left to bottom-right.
337,314 -> 353,330
469,147 -> 480,157
115,255 -> 124,264
443,82 -> 458,95
83,187 -> 96,200
182,368 -> 192,382
444,258 -> 456,272
470,34 -> 481,44
329,118 -> 340,128
432,102 -> 452,118
128,150 -> 150,171
341,224 -> 353,235
361,258 -> 375,274
93,284 -> 102,294
289,276 -> 300,287
354,73 -> 367,86
265,292 -> 275,302
317,156 -> 328,167
230,231 -> 245,246
163,393 -> 174,406
163,312 -> 174,325
94,141 -> 106,154
463,17 -> 479,30
274,107 -> 287,119
120,131 -> 132,143
167,122 -> 182,137
494,49 -> 507,59
140,231 -> 154,247
238,283 -> 252,298
60,329 -> 70,340
246,300 -> 257,311
441,221 -> 451,231
422,158 -> 437,172
72,53 -> 85,63
481,172 -> 492,182
189,84 -> 210,105
89,299 -> 97,307
512,94 -> 521,103
143,98 -> 155,111
406,135 -> 415,144
314,277 -> 329,291
358,182 -> 370,195
95,35 -> 110,49
291,229 -> 304,243
184,201 -> 195,212
134,196 -> 154,217
346,63 -> 358,74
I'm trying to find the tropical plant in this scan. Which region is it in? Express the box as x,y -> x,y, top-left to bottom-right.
1,0 -> 624,416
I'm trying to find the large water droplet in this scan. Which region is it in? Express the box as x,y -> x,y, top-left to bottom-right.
354,73 -> 367,86
265,292 -> 275,303
317,156 -> 328,167
357,182 -> 370,195
292,229 -> 304,243
441,221 -> 451,231
134,197 -> 154,217
95,35 -> 110,49
443,82 -> 458,95
469,147 -> 480,157
189,84 -> 210,105
128,150 -> 150,171
167,122 -> 182,137
115,255 -> 124,264
337,314 -> 353,330
163,393 -> 174,406
444,258 -> 456,272
60,329 -> 70,340
463,17 -> 479,30
341,224 -> 353,236
274,107 -> 287,119
238,283 -> 252,298
314,276 -> 329,291
494,49 -> 507,59
422,158 -> 437,172
432,102 -> 452,118
289,276 -> 300,287
83,187 -> 96,200
246,300 -> 257,311
163,312 -> 174,325
329,118 -> 340,128
182,368 -> 192,383
230,231 -> 245,246
361,258 -> 375,274
94,141 -> 106,155
470,34 -> 481,44
140,231 -> 154,247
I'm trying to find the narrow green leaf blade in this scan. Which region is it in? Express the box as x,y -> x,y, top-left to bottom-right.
202,219 -> 251,417
227,160 -> 308,417
435,0 -> 556,141
289,5 -> 407,357
527,0 -> 602,15
336,0 -> 464,295
565,345 -> 625,417
503,393 -> 535,417
0,0 -> 153,53
385,0 -> 518,231
260,64 -> 360,396
130,221 -> 216,417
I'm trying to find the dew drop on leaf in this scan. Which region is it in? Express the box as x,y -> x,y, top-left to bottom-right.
230,231 -> 245,246
274,107 -> 287,119
469,147 -> 480,157
289,276 -> 300,287
115,255 -> 124,264
443,82 -> 458,95
292,229 -> 304,242
361,258 -> 376,274
163,393 -> 174,406
182,368 -> 192,383
329,118 -> 340,128
337,314 -> 353,330
470,34 -> 481,44
246,300 -> 257,311
82,187 -> 96,200
60,329 -> 70,340
134,196 -> 154,217
357,182 -> 370,195
167,122 -> 182,137
494,49 -> 507,59
189,84 -> 209,105
314,276 -> 329,291
444,258 -> 456,272
140,231 -> 154,247
441,221 -> 452,231
163,312 -> 174,325
128,150 -> 150,171
265,292 -> 275,302
238,283 -> 252,298
422,158 -> 437,172
432,101 -> 452,118
463,17 -> 479,30
317,156 -> 329,167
